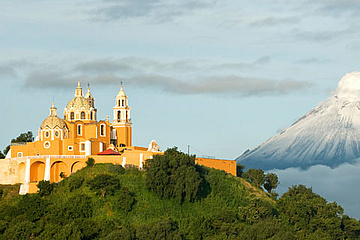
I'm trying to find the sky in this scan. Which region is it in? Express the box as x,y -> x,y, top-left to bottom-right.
2,0 -> 360,216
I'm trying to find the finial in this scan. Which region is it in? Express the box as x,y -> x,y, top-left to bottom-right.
120,81 -> 123,90
77,81 -> 81,88
87,83 -> 90,91
52,101 -> 55,108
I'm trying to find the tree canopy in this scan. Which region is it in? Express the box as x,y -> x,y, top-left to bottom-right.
144,147 -> 203,203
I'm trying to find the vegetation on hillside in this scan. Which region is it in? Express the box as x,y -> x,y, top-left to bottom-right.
0,147 -> 359,239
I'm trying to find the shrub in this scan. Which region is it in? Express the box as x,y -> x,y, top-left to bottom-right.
87,174 -> 120,197
37,180 -> 55,196
114,187 -> 135,212
63,194 -> 93,220
242,169 -> 265,188
108,164 -> 125,175
68,176 -> 84,191
136,218 -> 182,240
86,157 -> 95,167
145,147 -> 202,203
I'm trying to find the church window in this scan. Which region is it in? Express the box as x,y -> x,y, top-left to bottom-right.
117,111 -> 121,121
126,111 -> 128,121
55,131 -> 59,137
17,152 -> 23,157
70,112 -> 74,120
122,99 -> 125,106
44,141 -> 50,149
45,131 -> 50,138
118,100 -> 121,107
81,111 -> 85,119
90,112 -> 93,120
77,125 -> 82,136
100,124 -> 105,136
68,146 -> 73,151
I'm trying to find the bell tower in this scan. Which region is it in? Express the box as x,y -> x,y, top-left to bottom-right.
112,84 -> 132,147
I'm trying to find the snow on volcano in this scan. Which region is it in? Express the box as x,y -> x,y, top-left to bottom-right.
237,72 -> 360,170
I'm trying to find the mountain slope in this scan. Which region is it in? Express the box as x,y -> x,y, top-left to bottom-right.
237,72 -> 360,170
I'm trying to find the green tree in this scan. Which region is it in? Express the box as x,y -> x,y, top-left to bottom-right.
37,180 -> 55,196
87,174 -> 120,197
114,187 -> 135,212
236,164 -> 244,177
264,172 -> 279,193
4,131 -> 34,155
242,169 -> 266,188
68,176 -> 84,191
144,147 -> 202,203
278,185 -> 345,238
86,157 -> 95,167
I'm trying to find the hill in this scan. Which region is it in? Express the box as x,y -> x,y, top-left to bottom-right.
0,148 -> 359,239
237,72 -> 360,170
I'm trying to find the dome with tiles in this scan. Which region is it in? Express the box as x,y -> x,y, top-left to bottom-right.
40,103 -> 67,129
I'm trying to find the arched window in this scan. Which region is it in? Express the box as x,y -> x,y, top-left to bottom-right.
118,100 -> 121,107
81,111 -> 85,119
117,111 -> 121,121
77,125 -> 82,136
90,112 -> 93,120
100,124 -> 105,136
126,111 -> 128,121
122,99 -> 125,106
70,112 -> 74,120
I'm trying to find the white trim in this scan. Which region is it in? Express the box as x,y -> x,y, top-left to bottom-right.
85,140 -> 91,156
25,158 -> 30,183
99,142 -> 103,152
122,157 -> 126,167
44,157 -> 51,181
139,153 -> 143,169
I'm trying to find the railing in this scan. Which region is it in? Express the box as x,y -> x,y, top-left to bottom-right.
11,142 -> 28,146
196,155 -> 216,159
8,155 -> 86,161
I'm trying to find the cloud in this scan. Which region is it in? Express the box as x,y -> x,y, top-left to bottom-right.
294,28 -> 355,42
249,16 -> 300,27
213,56 -> 271,70
25,69 -> 312,96
271,160 -> 360,218
0,66 -> 17,78
294,57 -> 325,64
88,0 -> 215,23
310,0 -> 360,18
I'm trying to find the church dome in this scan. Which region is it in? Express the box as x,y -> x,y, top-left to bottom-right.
66,96 -> 91,110
40,103 -> 67,129
40,115 -> 67,129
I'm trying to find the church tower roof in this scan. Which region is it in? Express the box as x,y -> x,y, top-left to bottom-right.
66,82 -> 91,110
40,102 -> 67,129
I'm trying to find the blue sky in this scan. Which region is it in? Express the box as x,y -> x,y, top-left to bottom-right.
4,0 -> 360,158
2,0 -> 360,217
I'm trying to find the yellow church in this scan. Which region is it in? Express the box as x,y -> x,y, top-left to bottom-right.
0,82 -> 236,194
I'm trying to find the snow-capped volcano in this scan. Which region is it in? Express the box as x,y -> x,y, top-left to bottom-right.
237,72 -> 360,170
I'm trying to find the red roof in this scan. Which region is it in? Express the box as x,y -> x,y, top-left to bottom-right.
97,149 -> 121,155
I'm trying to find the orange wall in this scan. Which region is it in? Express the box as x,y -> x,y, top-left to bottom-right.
196,158 -> 237,176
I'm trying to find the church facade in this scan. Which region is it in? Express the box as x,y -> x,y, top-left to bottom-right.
0,82 -> 236,194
